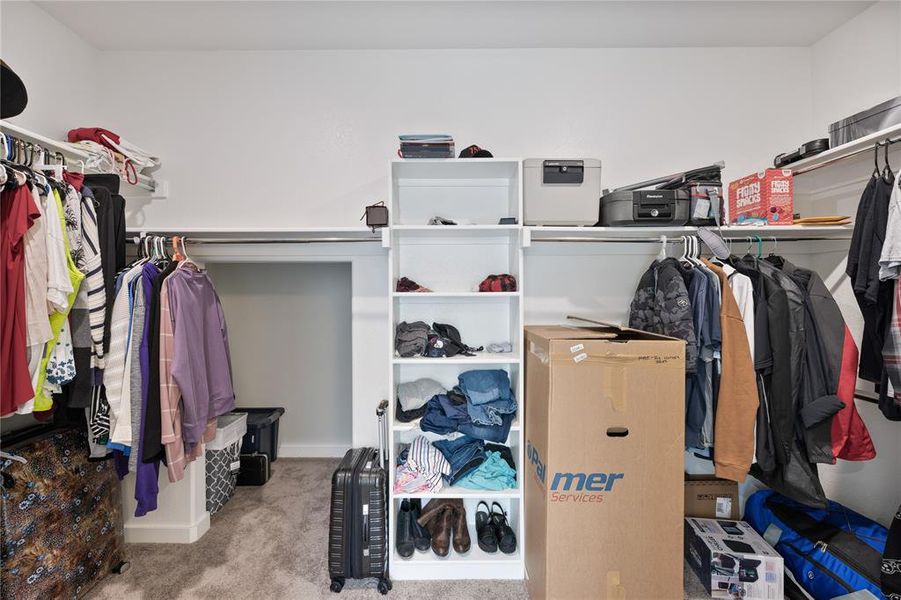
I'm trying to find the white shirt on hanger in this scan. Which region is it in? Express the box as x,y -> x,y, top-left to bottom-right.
879,181 -> 901,281
721,263 -> 755,360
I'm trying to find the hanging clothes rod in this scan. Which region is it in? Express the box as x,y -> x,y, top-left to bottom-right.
531,235 -> 852,243
792,135 -> 900,176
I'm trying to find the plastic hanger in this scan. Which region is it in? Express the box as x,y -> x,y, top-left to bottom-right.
687,235 -> 701,266
768,237 -> 778,257
873,142 -> 882,179
882,141 -> 894,184
656,235 -> 668,261
172,235 -> 184,261
176,236 -> 197,269
755,235 -> 763,258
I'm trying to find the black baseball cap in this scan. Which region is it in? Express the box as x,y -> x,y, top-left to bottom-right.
1,61 -> 28,119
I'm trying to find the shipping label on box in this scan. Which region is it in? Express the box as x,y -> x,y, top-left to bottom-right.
685,517 -> 784,600
728,169 -> 793,226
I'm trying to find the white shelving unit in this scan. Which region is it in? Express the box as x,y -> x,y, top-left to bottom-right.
387,158 -> 525,580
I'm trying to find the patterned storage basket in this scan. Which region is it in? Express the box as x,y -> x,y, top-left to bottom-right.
205,413 -> 247,515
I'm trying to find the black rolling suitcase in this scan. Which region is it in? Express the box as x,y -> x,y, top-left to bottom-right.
328,401 -> 392,595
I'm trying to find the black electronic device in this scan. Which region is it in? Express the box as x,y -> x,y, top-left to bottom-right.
774,138 -> 830,168
599,188 -> 690,226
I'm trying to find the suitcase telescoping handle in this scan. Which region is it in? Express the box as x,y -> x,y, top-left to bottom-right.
376,400 -> 388,471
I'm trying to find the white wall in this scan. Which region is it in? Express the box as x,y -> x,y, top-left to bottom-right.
0,1 -> 100,135
810,0 -> 901,134
206,262 -> 353,457
806,1 -> 901,526
93,47 -> 812,229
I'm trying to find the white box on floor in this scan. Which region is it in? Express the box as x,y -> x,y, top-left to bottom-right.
685,517 -> 784,599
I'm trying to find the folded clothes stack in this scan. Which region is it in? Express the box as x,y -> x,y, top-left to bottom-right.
395,435 -> 516,493
419,369 -> 517,442
396,377 -> 446,422
394,435 -> 451,494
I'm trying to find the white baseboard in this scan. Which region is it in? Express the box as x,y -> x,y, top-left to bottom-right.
124,512 -> 210,544
278,444 -> 349,458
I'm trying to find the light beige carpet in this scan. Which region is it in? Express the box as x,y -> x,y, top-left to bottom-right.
88,458 -> 708,600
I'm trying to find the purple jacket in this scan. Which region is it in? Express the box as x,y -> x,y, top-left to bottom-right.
168,266 -> 236,447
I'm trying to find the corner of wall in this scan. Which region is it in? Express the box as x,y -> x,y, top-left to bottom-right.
809,0 -> 901,132
0,0 -> 102,135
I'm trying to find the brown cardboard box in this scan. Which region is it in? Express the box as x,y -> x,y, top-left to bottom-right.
685,476 -> 740,520
524,321 -> 685,600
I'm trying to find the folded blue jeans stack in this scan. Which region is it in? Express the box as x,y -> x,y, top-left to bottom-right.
419,368 -> 516,440
458,369 -> 517,426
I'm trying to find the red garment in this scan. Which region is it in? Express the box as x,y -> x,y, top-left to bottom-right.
67,127 -> 121,152
831,325 -> 877,461
1,184 -> 40,415
63,171 -> 84,191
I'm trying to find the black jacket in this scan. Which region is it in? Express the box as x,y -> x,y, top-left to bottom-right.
778,259 -> 846,465
629,258 -> 697,373
738,256 -> 829,508
735,256 -> 794,467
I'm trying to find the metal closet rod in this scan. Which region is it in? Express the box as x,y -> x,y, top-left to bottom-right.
792,135 -> 900,175
532,235 -> 852,243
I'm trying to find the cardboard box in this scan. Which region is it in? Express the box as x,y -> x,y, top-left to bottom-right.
524,320 -> 685,600
685,476 -> 740,520
685,517 -> 784,599
728,169 -> 793,226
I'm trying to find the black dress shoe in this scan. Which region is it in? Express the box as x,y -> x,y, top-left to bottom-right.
409,498 -> 431,552
491,502 -> 517,554
396,499 -> 415,558
476,501 -> 498,553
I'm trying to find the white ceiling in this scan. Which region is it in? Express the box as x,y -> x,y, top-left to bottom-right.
34,0 -> 874,51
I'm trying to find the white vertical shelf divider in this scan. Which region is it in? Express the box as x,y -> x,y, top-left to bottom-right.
388,158 -> 525,580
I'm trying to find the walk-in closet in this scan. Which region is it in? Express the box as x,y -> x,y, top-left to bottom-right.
1,1 -> 900,599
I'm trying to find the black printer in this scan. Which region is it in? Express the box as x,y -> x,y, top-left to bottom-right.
598,162 -> 724,227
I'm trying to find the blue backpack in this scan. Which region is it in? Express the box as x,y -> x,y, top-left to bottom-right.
744,490 -> 887,599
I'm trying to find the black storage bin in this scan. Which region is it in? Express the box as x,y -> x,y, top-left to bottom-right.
233,407 -> 285,461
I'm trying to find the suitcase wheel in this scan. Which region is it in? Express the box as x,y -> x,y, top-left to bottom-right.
112,560 -> 131,575
378,578 -> 391,595
330,578 -> 344,593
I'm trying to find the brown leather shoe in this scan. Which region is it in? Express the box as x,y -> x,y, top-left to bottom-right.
417,498 -> 453,528
425,507 -> 452,557
449,499 -> 471,553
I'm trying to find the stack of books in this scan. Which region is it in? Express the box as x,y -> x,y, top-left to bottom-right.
398,134 -> 454,159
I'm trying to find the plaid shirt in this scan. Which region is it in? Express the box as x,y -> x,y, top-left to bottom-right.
884,279 -> 901,407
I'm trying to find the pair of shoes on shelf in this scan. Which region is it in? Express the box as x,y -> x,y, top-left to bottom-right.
475,501 -> 516,554
416,498 -> 470,557
396,498 -> 431,558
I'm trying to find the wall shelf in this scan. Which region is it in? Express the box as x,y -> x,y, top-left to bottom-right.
524,224 -> 854,245
394,488 -> 520,500
393,419 -> 520,432
392,353 -> 520,365
1,120 -> 166,198
789,123 -> 901,176
392,291 -> 521,299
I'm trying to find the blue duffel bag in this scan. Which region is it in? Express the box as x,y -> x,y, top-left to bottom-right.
745,489 -> 887,599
